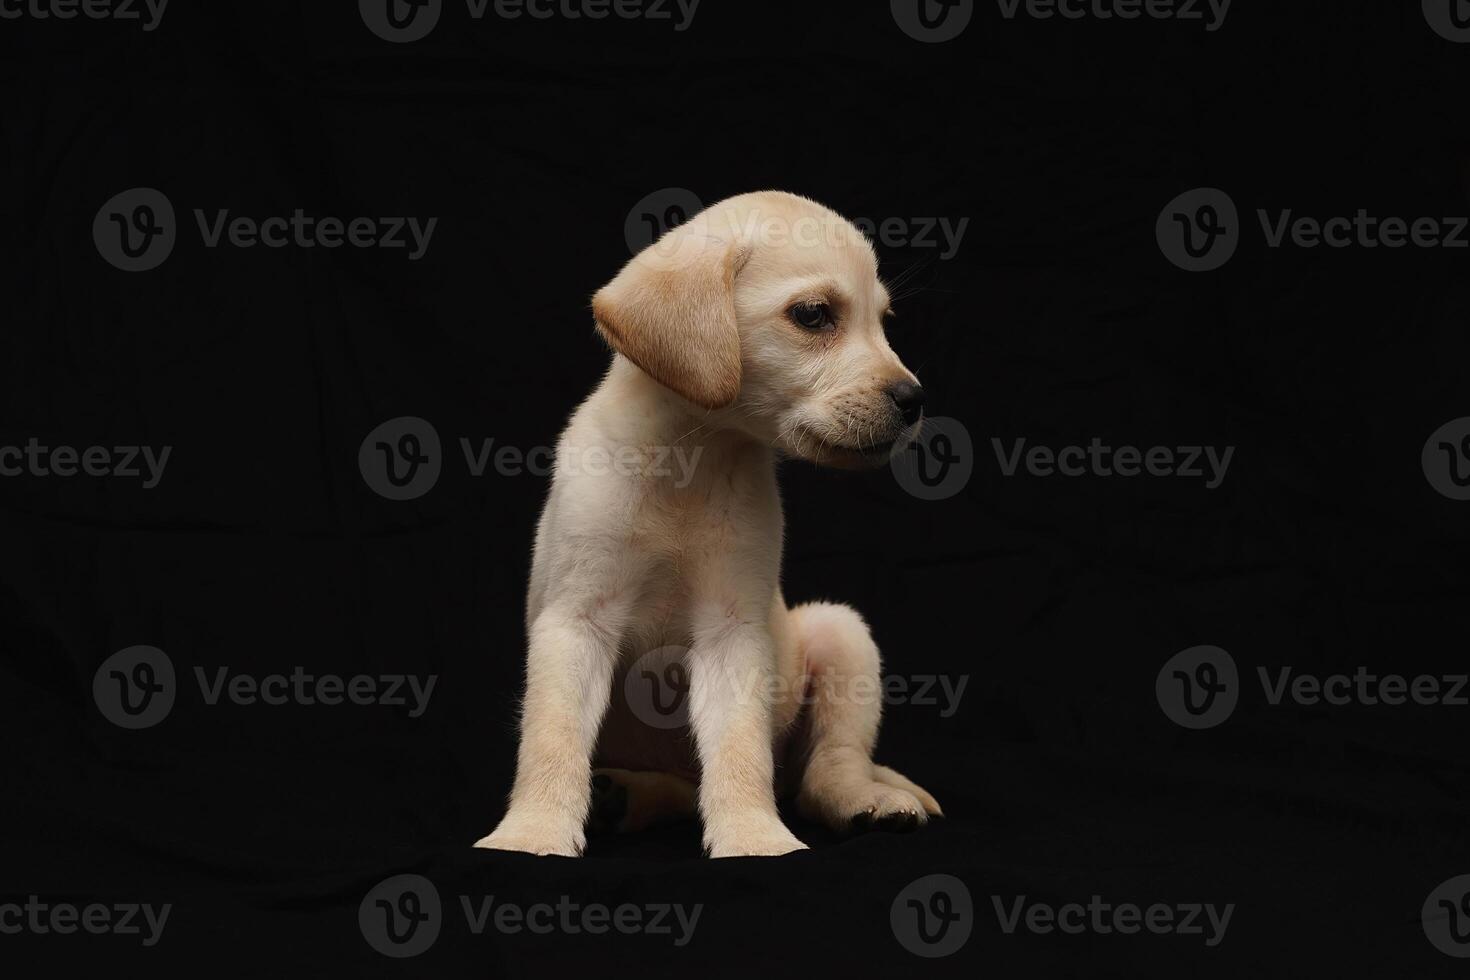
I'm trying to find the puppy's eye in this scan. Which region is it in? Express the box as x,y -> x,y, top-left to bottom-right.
788,303 -> 833,331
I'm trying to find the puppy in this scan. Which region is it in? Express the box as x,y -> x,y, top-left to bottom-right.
474,191 -> 941,858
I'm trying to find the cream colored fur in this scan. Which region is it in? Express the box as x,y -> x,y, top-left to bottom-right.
474,191 -> 941,858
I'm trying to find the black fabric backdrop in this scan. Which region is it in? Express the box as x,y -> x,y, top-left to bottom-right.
3,1 -> 1468,975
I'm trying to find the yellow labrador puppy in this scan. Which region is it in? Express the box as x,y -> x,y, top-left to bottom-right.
474,191 -> 941,858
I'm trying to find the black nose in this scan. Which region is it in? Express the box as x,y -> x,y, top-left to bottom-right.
887,380 -> 926,427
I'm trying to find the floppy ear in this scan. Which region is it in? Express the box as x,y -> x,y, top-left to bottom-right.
592,224 -> 748,411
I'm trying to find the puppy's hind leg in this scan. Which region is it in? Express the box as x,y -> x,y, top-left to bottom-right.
588,768 -> 699,835
789,602 -> 942,834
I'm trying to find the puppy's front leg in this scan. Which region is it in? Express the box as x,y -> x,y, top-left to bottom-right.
688,605 -> 807,858
474,608 -> 620,856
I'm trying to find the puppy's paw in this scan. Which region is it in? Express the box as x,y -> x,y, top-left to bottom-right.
871,764 -> 943,818
704,815 -> 808,858
473,811 -> 585,857
843,784 -> 930,834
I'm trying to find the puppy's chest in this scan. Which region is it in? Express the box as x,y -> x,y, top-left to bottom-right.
619,478 -> 780,647
629,464 -> 778,561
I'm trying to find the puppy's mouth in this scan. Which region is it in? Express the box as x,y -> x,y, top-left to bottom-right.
795,426 -> 916,469
829,437 -> 897,458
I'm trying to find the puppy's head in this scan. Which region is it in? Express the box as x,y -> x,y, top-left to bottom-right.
592,191 -> 924,468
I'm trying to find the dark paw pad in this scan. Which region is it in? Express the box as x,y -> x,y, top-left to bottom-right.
872,810 -> 920,833
587,773 -> 628,836
849,808 -> 920,834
